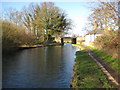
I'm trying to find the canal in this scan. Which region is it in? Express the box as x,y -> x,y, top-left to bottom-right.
2,43 -> 79,88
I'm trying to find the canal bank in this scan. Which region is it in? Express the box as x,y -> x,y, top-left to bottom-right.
3,42 -> 62,54
70,44 -> 116,88
18,42 -> 62,49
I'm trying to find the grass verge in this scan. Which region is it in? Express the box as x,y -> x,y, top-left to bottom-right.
71,49 -> 113,88
89,46 -> 120,74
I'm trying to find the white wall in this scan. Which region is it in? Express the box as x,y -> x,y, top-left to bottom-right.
84,34 -> 101,46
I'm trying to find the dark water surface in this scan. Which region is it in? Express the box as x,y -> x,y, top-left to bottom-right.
2,43 -> 79,88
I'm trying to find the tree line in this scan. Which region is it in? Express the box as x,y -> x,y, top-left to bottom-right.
2,2 -> 72,51
84,1 -> 118,32
86,1 -> 119,58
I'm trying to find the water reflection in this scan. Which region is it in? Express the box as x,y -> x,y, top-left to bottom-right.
2,43 -> 79,88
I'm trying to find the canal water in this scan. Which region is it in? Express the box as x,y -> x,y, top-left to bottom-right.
2,43 -> 79,88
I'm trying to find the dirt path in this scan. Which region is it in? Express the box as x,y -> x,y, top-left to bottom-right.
84,46 -> 120,88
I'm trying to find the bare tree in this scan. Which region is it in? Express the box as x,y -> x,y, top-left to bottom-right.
86,1 -> 118,32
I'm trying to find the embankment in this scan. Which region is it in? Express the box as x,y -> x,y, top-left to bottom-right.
70,44 -> 114,88
18,42 -> 62,49
3,42 -> 62,54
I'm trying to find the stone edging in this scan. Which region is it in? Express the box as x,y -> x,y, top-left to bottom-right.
89,52 -> 119,88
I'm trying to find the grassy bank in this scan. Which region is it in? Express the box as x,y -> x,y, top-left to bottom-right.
89,46 -> 120,74
18,42 -> 62,49
70,48 -> 113,88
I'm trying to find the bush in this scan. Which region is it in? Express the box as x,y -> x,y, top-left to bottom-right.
2,20 -> 37,51
93,30 -> 118,58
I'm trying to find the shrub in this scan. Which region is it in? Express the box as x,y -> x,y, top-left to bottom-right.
2,20 -> 37,51
93,30 -> 118,58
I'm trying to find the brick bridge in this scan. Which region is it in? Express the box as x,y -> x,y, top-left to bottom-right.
54,36 -> 85,45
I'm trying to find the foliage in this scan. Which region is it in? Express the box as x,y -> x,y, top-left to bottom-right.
85,1 -> 119,65
33,2 -> 71,40
2,20 -> 37,51
2,2 -> 72,51
4,2 -> 72,42
86,1 -> 118,32
92,30 -> 119,73
93,31 -> 118,58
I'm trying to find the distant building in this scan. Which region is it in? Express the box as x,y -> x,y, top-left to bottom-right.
76,36 -> 85,44
54,37 -> 76,43
84,30 -> 104,46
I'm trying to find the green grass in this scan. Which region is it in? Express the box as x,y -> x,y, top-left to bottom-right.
89,46 -> 120,74
71,50 -> 113,88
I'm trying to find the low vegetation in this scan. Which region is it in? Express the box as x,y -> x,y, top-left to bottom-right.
91,30 -> 119,73
93,31 -> 119,58
90,46 -> 120,74
2,20 -> 37,51
71,49 -> 113,88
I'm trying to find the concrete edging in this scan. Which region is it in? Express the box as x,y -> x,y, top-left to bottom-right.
89,53 -> 119,88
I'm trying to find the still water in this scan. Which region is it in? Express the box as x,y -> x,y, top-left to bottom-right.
2,43 -> 79,88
